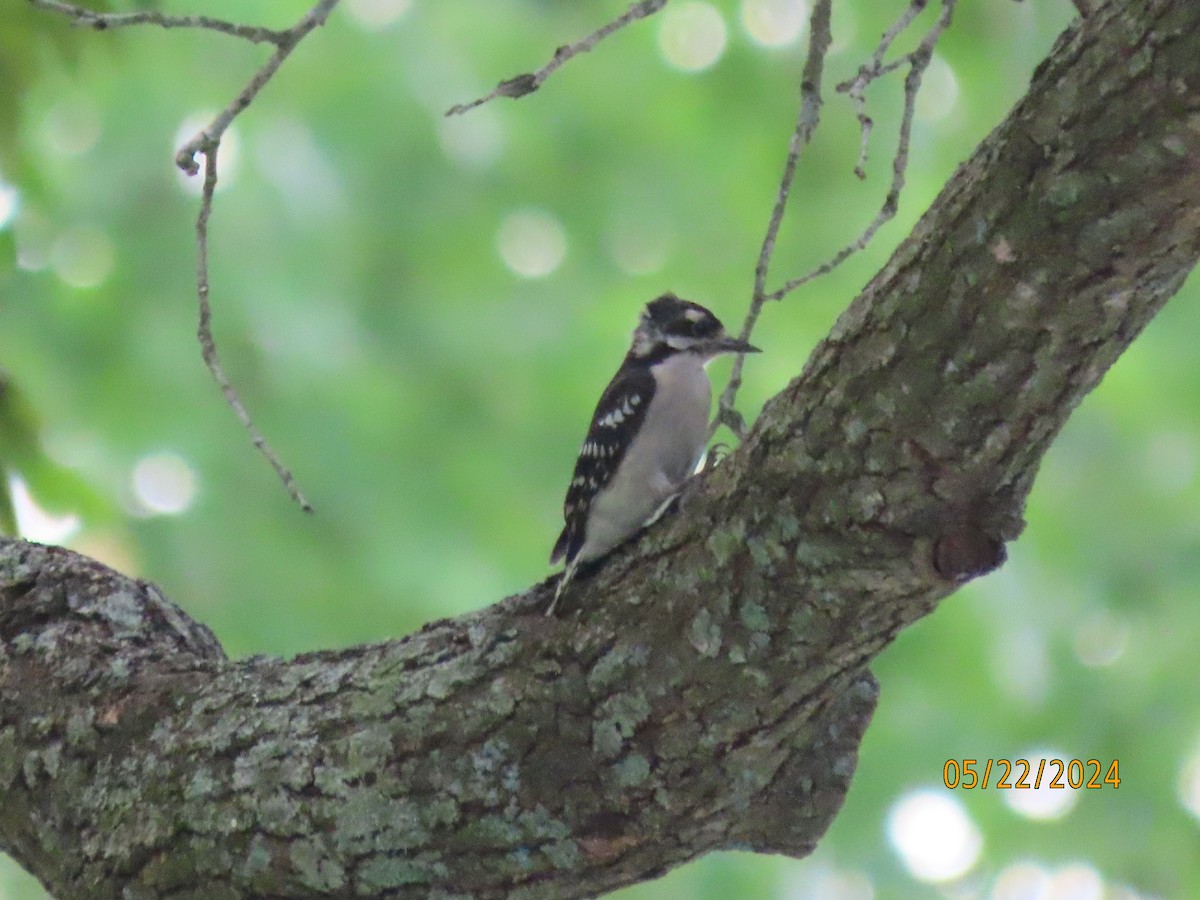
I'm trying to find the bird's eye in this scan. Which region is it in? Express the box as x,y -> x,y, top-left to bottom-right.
678,316 -> 716,338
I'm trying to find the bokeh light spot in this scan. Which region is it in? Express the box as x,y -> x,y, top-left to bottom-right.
9,475 -> 81,544
992,861 -> 1052,900
254,118 -> 346,220
40,94 -> 102,158
0,180 -> 19,231
132,453 -> 198,516
1072,609 -> 1128,668
51,226 -> 115,290
438,107 -> 504,169
1144,429 -> 1197,492
989,615 -> 1050,706
659,2 -> 728,72
992,862 -> 1107,900
886,789 -> 982,883
606,215 -> 673,276
915,53 -> 960,122
783,862 -> 875,899
496,208 -> 567,279
741,0 -> 809,48
15,207 -> 52,271
1178,738 -> 1200,822
1002,750 -> 1079,821
174,115 -> 240,195
345,0 -> 412,30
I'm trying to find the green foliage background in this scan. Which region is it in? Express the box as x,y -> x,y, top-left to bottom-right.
3,0 -> 1199,897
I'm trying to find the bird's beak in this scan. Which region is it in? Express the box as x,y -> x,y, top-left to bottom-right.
714,335 -> 761,355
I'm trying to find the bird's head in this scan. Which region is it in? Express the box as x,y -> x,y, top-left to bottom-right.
630,293 -> 761,361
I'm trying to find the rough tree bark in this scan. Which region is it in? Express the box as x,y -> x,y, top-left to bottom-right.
3,0 -> 1200,896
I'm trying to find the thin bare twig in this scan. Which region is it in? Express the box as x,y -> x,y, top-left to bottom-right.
709,0 -> 833,441
842,0 -> 929,180
712,0 -> 957,440
767,0 -> 956,303
27,0 -> 289,45
445,0 -> 669,116
175,0 -> 340,511
35,0 -> 338,511
195,149 -> 312,512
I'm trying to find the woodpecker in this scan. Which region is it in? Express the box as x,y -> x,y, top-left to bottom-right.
547,293 -> 760,615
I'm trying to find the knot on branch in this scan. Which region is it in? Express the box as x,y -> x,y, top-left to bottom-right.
932,525 -> 1006,583
727,669 -> 878,857
0,539 -> 225,669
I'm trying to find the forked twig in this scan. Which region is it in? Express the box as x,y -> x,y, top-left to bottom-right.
768,0 -> 956,303
709,0 -> 833,441
842,0 -> 930,179
446,0 -> 669,116
33,0 -> 338,510
712,0 -> 957,439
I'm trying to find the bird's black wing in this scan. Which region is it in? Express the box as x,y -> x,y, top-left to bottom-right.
550,361 -> 657,565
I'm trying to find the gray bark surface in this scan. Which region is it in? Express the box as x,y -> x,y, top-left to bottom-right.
3,0 -> 1200,896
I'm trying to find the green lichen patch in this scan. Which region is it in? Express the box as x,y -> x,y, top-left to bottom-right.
739,601 -> 769,634
334,790 -> 428,855
592,690 -> 651,759
587,642 -> 649,693
706,523 -> 745,567
688,607 -> 721,658
613,753 -> 651,789
289,836 -> 347,892
357,853 -> 448,890
0,727 -> 18,789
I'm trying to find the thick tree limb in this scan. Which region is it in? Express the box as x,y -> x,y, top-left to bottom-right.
3,0 -> 1200,896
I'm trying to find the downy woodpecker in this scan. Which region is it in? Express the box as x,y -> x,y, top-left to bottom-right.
548,293 -> 759,614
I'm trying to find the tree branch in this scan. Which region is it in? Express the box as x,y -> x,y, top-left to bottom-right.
714,0 -> 957,439
712,0 -> 833,441
4,0 -> 1199,895
26,0 -> 291,45
445,0 -> 669,117
32,0 -> 336,513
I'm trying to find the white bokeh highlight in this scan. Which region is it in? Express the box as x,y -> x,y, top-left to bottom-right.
254,118 -> 346,220
915,53 -> 961,122
344,0 -> 412,30
40,94 -> 102,158
496,208 -> 567,279
1072,608 -> 1128,668
1145,429 -> 1197,492
0,180 -> 18,231
991,861 -> 1108,900
887,789 -> 983,883
438,107 -> 504,170
1178,738 -> 1200,823
991,621 -> 1051,706
9,475 -> 81,544
1002,751 -> 1079,821
606,216 -> 673,276
132,453 -> 198,516
51,226 -> 115,290
783,862 -> 875,900
174,114 -> 240,195
741,0 -> 809,48
659,2 -> 728,72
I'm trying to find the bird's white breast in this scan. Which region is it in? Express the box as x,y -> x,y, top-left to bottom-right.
578,353 -> 712,561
